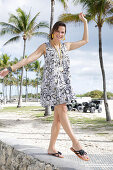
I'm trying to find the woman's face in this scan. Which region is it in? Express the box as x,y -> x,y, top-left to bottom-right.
53,26 -> 65,41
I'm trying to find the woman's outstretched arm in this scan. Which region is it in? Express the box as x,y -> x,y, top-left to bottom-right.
65,12 -> 88,51
12,43 -> 46,71
0,43 -> 46,78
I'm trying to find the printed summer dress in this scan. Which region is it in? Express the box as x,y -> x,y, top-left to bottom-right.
40,42 -> 75,107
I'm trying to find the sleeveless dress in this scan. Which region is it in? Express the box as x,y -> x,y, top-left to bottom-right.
40,42 -> 75,107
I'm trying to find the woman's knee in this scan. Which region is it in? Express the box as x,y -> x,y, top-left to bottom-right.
54,107 -> 61,123
56,103 -> 67,113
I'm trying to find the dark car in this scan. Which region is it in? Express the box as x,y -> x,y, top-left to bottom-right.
82,100 -> 102,113
67,100 -> 83,112
51,100 -> 83,112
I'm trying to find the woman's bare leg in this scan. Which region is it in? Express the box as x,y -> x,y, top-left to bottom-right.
55,103 -> 81,149
55,103 -> 89,160
48,106 -> 61,154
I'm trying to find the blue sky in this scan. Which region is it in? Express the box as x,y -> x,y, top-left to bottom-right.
0,0 -> 113,96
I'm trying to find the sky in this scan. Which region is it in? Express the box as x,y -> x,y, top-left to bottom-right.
0,0 -> 113,96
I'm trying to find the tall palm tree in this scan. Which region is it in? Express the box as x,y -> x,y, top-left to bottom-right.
0,8 -> 49,107
59,0 -> 113,121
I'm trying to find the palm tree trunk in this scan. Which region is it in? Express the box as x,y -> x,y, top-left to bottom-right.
25,70 -> 28,102
44,106 -> 51,116
9,83 -> 11,102
2,79 -> 5,104
98,26 -> 111,121
50,0 -> 55,33
6,85 -> 7,101
37,78 -> 38,102
17,39 -> 26,107
17,72 -> 19,96
44,0 -> 54,116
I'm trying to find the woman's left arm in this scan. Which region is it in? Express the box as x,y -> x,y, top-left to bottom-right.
65,13 -> 88,51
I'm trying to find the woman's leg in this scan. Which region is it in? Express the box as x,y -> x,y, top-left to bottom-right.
55,103 -> 89,160
55,103 -> 81,150
48,106 -> 61,154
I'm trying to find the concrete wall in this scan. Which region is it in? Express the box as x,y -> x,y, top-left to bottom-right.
0,140 -> 58,170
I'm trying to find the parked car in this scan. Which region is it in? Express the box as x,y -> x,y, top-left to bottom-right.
82,100 -> 102,113
51,99 -> 83,112
67,100 -> 83,112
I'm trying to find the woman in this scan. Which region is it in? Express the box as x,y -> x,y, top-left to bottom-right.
0,12 -> 89,161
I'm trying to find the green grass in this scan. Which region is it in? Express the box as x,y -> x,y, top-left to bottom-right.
43,115 -> 54,121
70,117 -> 113,125
1,106 -> 43,113
35,112 -> 44,117
1,106 -> 113,131
69,117 -> 113,131
96,133 -> 109,135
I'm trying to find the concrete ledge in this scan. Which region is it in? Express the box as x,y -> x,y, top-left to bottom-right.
0,140 -> 58,170
0,140 -> 87,170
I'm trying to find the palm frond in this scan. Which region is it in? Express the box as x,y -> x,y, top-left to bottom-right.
58,0 -> 68,9
27,12 -> 40,31
59,13 -> 80,23
33,22 -> 49,31
9,14 -> 24,31
105,15 -> 113,25
16,8 -> 30,31
27,9 -> 31,25
17,8 -> 27,29
0,28 -> 17,36
4,36 -> 20,46
0,22 -> 21,34
59,13 -> 92,23
106,7 -> 113,15
31,32 -> 49,39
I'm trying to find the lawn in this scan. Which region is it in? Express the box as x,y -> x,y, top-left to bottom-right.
0,106 -> 113,131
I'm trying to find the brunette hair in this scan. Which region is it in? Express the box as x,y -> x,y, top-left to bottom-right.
50,21 -> 66,40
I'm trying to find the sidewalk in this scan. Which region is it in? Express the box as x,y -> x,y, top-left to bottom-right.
0,108 -> 113,170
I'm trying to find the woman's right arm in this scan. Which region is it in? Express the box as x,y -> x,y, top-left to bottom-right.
0,43 -> 46,78
12,43 -> 46,71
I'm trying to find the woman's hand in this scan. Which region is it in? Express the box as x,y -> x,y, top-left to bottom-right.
79,12 -> 87,23
0,68 -> 9,79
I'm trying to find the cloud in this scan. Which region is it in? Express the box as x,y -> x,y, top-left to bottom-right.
69,49 -> 113,93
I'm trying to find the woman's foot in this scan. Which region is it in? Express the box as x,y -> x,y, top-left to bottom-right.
70,147 -> 89,161
71,143 -> 89,161
48,148 -> 64,158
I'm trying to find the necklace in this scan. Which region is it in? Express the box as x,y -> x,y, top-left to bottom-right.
51,42 -> 63,72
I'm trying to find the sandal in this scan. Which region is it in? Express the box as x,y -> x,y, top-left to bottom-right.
70,147 -> 90,161
48,151 -> 64,158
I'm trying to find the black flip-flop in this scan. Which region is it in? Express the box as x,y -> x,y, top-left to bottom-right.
70,147 -> 90,161
48,151 -> 64,158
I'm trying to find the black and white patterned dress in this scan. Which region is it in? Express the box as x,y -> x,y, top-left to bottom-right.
40,42 -> 75,107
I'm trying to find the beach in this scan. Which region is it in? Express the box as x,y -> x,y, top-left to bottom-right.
0,100 -> 113,156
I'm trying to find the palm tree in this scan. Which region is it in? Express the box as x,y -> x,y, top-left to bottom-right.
6,74 -> 16,101
0,8 -> 49,107
12,57 -> 21,96
59,0 -> 113,121
0,54 -> 10,103
31,60 -> 42,102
